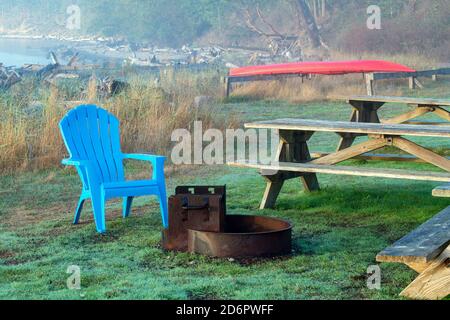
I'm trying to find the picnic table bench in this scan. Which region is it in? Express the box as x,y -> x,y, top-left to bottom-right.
337,96 -> 450,151
377,206 -> 450,300
433,184 -> 450,198
228,119 -> 450,209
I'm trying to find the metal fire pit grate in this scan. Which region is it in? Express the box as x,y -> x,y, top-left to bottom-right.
162,186 -> 226,251
162,186 -> 292,258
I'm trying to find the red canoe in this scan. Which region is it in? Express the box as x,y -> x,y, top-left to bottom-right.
229,60 -> 416,77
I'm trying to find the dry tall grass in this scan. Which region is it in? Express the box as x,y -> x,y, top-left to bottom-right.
330,51 -> 439,70
0,70 -> 227,174
231,74 -> 403,103
0,53 -> 439,174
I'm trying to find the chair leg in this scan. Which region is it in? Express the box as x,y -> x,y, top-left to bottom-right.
91,188 -> 106,234
158,185 -> 169,228
123,197 -> 134,218
73,196 -> 86,225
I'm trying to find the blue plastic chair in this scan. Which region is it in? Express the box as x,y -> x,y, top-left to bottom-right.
59,105 -> 168,233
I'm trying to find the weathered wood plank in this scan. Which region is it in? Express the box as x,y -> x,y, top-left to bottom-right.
400,245 -> 450,300
261,179 -> 284,210
311,152 -> 450,163
409,77 -> 416,90
229,161 -> 450,182
227,74 -> 304,84
225,76 -> 232,97
371,68 -> 450,81
347,95 -> 450,107
382,107 -> 432,125
392,137 -> 450,172
365,73 -> 374,96
402,121 -> 450,126
433,185 -> 450,198
311,138 -> 387,165
405,262 -> 430,274
337,110 -> 359,151
376,206 -> 450,264
414,78 -> 425,89
244,119 -> 450,138
433,107 -> 450,121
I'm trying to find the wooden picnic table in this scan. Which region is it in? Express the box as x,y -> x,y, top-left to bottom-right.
229,119 -> 450,209
338,95 -> 450,150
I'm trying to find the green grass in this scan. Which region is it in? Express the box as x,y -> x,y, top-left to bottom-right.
1,82 -> 450,300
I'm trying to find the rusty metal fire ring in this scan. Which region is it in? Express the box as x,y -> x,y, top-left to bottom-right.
187,215 -> 292,258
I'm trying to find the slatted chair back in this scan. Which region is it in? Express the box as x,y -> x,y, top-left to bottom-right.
59,105 -> 125,184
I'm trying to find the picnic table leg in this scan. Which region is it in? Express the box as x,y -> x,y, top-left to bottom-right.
337,110 -> 358,151
365,73 -> 374,96
288,131 -> 320,193
225,77 -> 232,97
301,174 -> 320,192
351,101 -> 383,123
337,101 -> 384,151
337,133 -> 358,151
260,133 -> 287,209
261,178 -> 285,209
260,130 -> 319,209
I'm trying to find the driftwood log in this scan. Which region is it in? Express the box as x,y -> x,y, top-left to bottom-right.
98,77 -> 130,97
0,65 -> 22,90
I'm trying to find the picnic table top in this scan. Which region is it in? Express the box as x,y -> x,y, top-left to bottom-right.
244,119 -> 450,138
346,95 -> 450,106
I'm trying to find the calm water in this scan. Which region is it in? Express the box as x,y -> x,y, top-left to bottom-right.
0,38 -> 58,67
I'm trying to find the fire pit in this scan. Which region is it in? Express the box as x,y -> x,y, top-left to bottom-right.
162,186 -> 292,258
188,215 -> 292,258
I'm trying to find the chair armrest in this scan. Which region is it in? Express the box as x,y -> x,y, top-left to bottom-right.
62,158 -> 89,167
123,154 -> 166,162
62,159 -> 101,188
122,154 -> 166,180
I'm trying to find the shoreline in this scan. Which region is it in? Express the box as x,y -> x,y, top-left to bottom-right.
0,33 -> 239,69
0,34 -> 137,66
0,33 -> 111,44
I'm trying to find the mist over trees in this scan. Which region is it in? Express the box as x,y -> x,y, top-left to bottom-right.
1,0 -> 450,59
0,0 -> 236,46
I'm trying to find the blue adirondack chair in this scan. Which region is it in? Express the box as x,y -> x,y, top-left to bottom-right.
59,105 -> 168,233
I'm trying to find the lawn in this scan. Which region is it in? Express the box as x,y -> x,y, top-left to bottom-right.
1,81 -> 449,300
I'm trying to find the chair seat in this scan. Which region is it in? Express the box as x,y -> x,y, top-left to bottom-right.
103,179 -> 158,190
103,179 -> 160,199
